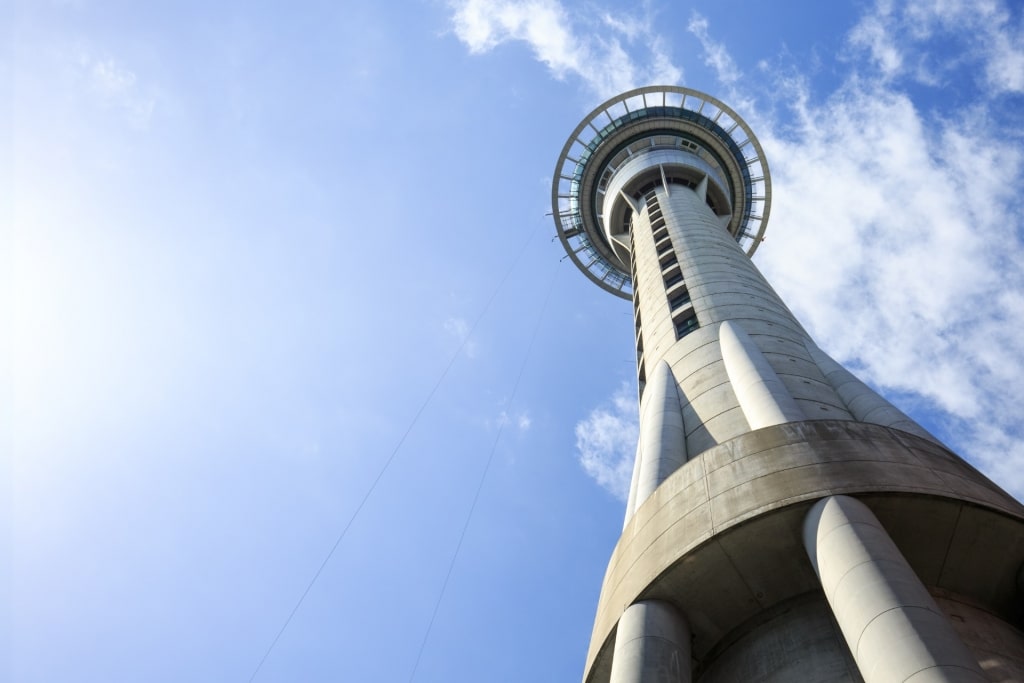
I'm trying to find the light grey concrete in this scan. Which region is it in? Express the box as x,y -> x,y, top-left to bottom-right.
804,340 -> 938,443
719,320 -> 804,429
697,594 -> 861,683
608,601 -> 691,683
624,440 -> 643,529
551,88 -> 1024,683
933,594 -> 1024,681
581,421 -> 1024,682
632,360 -> 687,515
804,496 -> 987,683
601,148 -> 730,245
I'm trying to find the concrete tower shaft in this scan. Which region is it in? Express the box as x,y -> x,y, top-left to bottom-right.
551,87 -> 1024,683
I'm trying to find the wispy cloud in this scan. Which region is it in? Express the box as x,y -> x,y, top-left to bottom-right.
686,13 -> 740,85
574,382 -> 637,500
78,52 -> 156,129
496,409 -> 532,431
848,0 -> 1024,93
759,80 -> 1024,496
448,0 -> 682,99
444,315 -> 479,358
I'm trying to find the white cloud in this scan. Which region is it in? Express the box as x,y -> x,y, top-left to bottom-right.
444,315 -> 479,358
449,0 -> 681,99
601,12 -> 645,41
986,28 -> 1024,92
493,409 -> 531,432
90,58 -> 137,94
687,13 -> 740,85
574,382 -> 638,500
848,3 -> 903,77
847,0 -> 1024,94
749,28 -> 1024,499
78,52 -> 156,129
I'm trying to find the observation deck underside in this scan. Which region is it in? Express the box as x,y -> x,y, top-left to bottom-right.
551,86 -> 772,299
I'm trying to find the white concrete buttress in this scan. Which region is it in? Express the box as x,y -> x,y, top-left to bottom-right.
630,360 -> 687,517
803,496 -> 987,683
803,340 -> 940,444
719,320 -> 804,429
608,601 -> 691,683
624,440 -> 643,530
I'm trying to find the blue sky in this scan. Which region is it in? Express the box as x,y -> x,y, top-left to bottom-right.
6,1 -> 1024,681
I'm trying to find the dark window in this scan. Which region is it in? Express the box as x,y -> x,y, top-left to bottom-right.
656,239 -> 673,255
674,313 -> 699,339
669,290 -> 691,310
664,271 -> 683,289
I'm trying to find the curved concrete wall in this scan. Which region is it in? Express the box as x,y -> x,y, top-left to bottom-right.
590,168 -> 1024,683
696,594 -> 861,682
934,594 -> 1024,681
583,421 -> 1024,682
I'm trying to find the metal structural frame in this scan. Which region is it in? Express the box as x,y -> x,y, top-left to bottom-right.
551,85 -> 772,299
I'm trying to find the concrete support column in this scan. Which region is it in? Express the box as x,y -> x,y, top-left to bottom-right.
719,320 -> 804,429
632,361 -> 687,516
609,600 -> 691,683
803,496 -> 987,683
624,440 -> 643,529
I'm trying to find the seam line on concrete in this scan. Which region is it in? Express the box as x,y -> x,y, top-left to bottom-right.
696,424 -> 861,473
608,506 -> 714,591
925,458 -> 1011,496
684,404 -> 748,440
901,663 -> 987,682
936,503 -> 964,590
709,457 -> 952,501
827,555 -> 916,603
853,604 -> 947,659
715,537 -> 763,608
615,634 -> 685,648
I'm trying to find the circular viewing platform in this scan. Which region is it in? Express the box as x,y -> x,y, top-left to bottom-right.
550,86 -> 772,299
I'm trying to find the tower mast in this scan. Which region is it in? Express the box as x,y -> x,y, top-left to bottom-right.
552,86 -> 1024,683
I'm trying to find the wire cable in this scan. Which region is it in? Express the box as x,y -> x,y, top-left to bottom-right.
406,259 -> 563,682
247,227 -> 542,682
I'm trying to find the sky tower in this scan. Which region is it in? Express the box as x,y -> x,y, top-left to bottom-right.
552,86 -> 1024,683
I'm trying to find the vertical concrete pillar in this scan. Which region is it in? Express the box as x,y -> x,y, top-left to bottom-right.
803,496 -> 987,683
632,360 -> 687,514
609,600 -> 691,683
623,440 -> 643,529
719,320 -> 804,429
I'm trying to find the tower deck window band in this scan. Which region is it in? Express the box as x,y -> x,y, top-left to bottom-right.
550,85 -> 1024,683
668,290 -> 691,311
662,271 -> 684,289
673,312 -> 698,340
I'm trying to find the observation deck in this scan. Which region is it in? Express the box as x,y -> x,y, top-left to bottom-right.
550,86 -> 772,299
